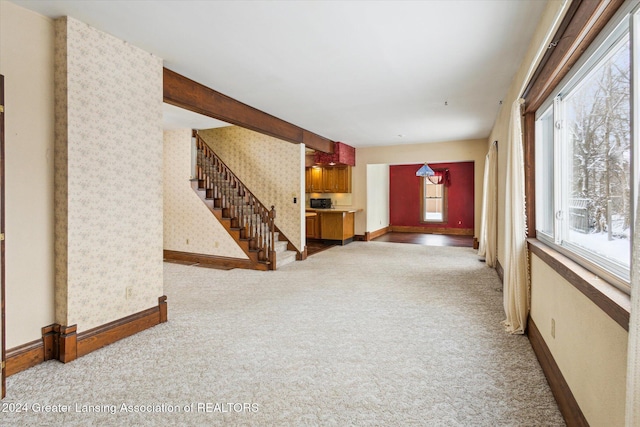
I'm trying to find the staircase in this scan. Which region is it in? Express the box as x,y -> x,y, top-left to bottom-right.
191,134 -> 298,270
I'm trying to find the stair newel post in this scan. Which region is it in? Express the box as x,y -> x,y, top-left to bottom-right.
269,206 -> 276,268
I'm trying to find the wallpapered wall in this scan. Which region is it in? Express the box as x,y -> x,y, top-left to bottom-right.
54,16 -> 164,331
163,129 -> 247,258
198,127 -> 304,252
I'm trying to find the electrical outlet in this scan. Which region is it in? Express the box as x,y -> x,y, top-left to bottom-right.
186,238 -> 189,244
214,241 -> 219,248
126,286 -> 133,300
551,318 -> 556,339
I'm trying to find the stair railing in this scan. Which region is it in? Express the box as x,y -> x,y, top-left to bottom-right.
195,134 -> 276,265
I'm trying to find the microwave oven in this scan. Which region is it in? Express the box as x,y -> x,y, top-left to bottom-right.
310,198 -> 332,209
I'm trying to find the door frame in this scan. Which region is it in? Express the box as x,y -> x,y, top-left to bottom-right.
1,74 -> 6,399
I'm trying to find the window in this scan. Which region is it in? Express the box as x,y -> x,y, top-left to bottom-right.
535,6 -> 637,290
421,178 -> 447,223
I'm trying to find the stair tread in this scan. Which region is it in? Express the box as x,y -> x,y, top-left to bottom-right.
196,156 -> 292,271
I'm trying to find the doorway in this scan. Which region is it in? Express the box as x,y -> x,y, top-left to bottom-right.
1,74 -> 6,399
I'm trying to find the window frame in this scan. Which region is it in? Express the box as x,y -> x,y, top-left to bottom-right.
535,20 -> 633,290
526,0 -> 637,297
420,177 -> 447,224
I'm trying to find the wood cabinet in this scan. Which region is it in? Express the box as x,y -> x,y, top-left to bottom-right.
306,210 -> 356,245
306,165 -> 351,193
319,211 -> 355,244
305,167 -> 323,193
305,214 -> 320,239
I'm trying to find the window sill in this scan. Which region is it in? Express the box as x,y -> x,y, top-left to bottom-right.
527,238 -> 630,332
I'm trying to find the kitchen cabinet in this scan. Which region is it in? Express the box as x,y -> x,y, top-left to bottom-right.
306,209 -> 357,245
305,167 -> 323,193
319,211 -> 355,245
306,166 -> 351,193
305,213 -> 320,239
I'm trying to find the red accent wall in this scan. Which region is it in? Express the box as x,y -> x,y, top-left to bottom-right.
389,162 -> 474,229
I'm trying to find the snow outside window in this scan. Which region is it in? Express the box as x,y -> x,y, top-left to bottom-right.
535,15 -> 634,291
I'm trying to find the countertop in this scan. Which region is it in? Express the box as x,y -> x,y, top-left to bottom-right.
306,208 -> 362,213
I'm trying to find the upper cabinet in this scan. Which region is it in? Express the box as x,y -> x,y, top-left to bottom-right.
306,141 -> 355,193
306,166 -> 351,193
305,167 -> 324,192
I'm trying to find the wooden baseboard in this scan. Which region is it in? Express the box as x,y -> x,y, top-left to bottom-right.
164,249 -> 268,271
496,259 -> 504,283
388,225 -> 474,236
77,297 -> 166,359
527,319 -> 588,426
5,339 -> 45,377
365,226 -> 390,241
5,296 -> 167,374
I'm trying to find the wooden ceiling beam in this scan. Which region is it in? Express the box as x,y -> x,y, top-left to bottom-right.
163,67 -> 334,153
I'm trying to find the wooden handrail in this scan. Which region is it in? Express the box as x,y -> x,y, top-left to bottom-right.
195,134 -> 276,266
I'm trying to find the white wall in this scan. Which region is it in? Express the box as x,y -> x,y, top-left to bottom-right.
353,138 -> 486,236
0,1 -> 56,348
366,164 -> 389,233
531,255 -> 628,426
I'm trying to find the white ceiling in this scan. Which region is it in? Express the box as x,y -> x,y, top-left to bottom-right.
12,0 -> 547,147
163,103 -> 229,131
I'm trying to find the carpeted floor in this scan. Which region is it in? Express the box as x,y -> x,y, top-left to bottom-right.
3,242 -> 564,426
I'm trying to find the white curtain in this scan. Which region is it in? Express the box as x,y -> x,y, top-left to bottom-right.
502,98 -> 529,334
626,188 -> 640,425
626,139 -> 640,426
478,141 -> 498,267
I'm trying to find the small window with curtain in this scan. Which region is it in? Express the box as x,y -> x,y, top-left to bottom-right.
421,177 -> 447,223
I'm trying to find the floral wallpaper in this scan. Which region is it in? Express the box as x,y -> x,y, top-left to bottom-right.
54,16 -> 164,332
198,127 -> 305,252
163,129 -> 247,258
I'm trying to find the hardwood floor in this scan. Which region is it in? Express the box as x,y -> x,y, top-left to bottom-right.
306,239 -> 339,256
306,232 -> 474,256
372,232 -> 474,248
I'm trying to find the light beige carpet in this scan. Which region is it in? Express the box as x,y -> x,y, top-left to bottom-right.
4,242 -> 564,426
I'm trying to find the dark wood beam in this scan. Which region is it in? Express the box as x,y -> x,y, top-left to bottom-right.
163,68 -> 334,153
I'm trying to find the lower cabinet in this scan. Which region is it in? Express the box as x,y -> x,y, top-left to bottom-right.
319,211 -> 355,244
306,210 -> 355,245
305,214 -> 320,239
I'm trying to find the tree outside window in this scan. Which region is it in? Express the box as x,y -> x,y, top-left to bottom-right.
421,177 -> 447,223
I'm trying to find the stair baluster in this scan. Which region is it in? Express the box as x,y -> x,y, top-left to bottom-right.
194,134 -> 279,268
